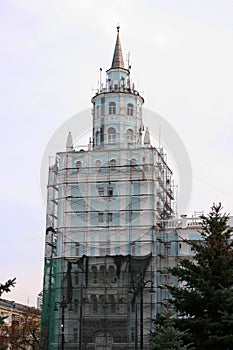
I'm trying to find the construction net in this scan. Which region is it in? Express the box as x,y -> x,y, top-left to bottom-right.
41,253 -> 156,349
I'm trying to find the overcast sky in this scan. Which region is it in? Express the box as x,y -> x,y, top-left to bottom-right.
1,0 -> 232,306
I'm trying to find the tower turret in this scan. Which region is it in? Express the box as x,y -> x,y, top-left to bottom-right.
91,27 -> 144,150
66,131 -> 74,151
144,127 -> 151,146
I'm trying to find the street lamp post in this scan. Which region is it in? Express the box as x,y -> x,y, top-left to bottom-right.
135,304 -> 138,350
78,284 -> 83,350
140,281 -> 144,350
54,295 -> 72,350
130,272 -> 155,350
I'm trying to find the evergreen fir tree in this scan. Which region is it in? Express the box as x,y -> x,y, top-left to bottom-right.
150,308 -> 195,350
0,278 -> 16,350
168,204 -> 233,349
0,279 -> 16,323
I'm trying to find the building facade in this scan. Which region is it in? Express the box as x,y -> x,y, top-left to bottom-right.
0,298 -> 41,349
41,28 -> 182,350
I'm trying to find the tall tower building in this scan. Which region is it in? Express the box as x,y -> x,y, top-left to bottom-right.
41,28 -> 175,350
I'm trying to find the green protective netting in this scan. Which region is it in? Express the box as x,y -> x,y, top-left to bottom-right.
41,254 -> 154,349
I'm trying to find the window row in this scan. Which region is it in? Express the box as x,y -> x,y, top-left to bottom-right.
98,212 -> 113,223
96,103 -> 134,116
75,158 -> 116,170
71,241 -> 140,257
107,127 -> 134,144
72,264 -> 116,285
98,186 -> 113,198
73,295 -> 117,314
75,156 -> 138,171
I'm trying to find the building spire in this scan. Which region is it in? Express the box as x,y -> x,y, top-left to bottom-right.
111,26 -> 124,69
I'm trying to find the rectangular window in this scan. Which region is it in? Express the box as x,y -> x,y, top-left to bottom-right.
107,213 -> 112,223
131,242 -> 136,255
98,212 -> 104,223
109,104 -> 116,114
75,243 -> 80,256
108,133 -> 116,143
98,187 -> 104,197
74,299 -> 79,313
107,187 -> 113,198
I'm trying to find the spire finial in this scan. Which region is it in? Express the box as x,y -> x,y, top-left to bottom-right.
111,26 -> 124,69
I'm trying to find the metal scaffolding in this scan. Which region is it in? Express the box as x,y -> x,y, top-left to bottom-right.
41,146 -> 176,349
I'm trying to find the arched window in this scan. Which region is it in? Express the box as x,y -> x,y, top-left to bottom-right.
126,129 -> 134,142
109,159 -> 116,170
95,159 -> 101,168
127,103 -> 134,116
130,158 -> 137,168
109,102 -> 116,115
107,127 -> 116,143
